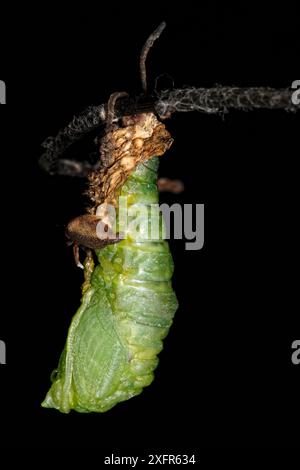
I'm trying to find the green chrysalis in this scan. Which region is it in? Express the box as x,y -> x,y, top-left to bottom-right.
42,153 -> 178,413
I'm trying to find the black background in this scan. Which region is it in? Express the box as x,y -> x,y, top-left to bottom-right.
0,3 -> 299,452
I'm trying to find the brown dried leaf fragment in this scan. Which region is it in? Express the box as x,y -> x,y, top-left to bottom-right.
66,214 -> 121,250
87,112 -> 173,211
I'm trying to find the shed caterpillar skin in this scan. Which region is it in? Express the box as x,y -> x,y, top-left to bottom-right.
42,115 -> 178,413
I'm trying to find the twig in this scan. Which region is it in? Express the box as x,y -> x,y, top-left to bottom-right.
157,178 -> 184,193
106,91 -> 128,128
39,86 -> 298,176
140,21 -> 166,93
156,86 -> 297,116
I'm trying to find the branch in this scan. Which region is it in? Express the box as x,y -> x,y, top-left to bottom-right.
39,86 -> 298,176
156,86 -> 297,115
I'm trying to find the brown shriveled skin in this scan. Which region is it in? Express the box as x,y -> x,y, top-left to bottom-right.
87,113 -> 173,211
67,113 -> 172,249
66,214 -> 120,249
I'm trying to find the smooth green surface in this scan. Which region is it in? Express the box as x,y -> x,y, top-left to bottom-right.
42,158 -> 178,413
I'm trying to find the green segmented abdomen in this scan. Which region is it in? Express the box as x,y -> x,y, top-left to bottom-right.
42,158 -> 178,413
